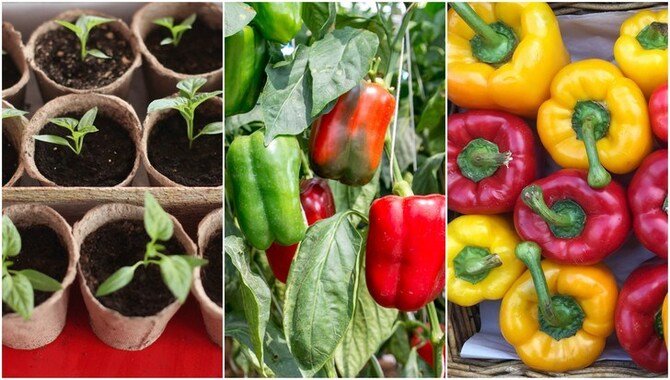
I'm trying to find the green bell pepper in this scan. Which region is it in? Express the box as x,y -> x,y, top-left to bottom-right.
250,2 -> 303,44
225,25 -> 268,117
226,130 -> 307,250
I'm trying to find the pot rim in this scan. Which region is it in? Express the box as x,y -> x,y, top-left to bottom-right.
2,99 -> 26,187
192,207 -> 223,315
2,22 -> 30,101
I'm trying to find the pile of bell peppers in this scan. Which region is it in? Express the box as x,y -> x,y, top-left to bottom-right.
448,2 -> 668,374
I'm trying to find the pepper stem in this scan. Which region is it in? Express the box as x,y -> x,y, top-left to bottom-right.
581,119 -> 611,188
457,138 -> 511,182
664,196 -> 668,213
463,254 -> 502,276
451,3 -> 504,47
521,185 -> 574,227
515,242 -> 563,326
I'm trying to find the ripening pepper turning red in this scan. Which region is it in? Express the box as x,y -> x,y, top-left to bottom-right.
309,81 -> 396,186
615,260 -> 668,373
501,242 -> 618,372
410,324 -> 445,369
448,110 -> 537,214
649,83 -> 668,143
514,169 -> 630,265
265,178 -> 336,283
447,2 -> 570,117
628,149 -> 667,259
366,194 -> 445,312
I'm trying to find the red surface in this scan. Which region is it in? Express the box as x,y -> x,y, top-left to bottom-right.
3,279 -> 222,378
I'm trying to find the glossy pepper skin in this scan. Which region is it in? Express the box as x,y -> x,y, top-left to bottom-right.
514,169 -> 630,265
501,242 -> 618,372
448,110 -> 536,214
250,2 -> 303,44
410,324 -> 445,368
366,195 -> 445,312
225,26 -> 268,116
226,131 -> 307,250
663,296 -> 668,345
310,81 -> 396,186
447,2 -> 570,117
265,178 -> 336,283
649,83 -> 668,143
615,261 -> 668,373
447,215 -> 525,307
628,150 -> 668,259
538,59 -> 652,188
614,9 -> 668,98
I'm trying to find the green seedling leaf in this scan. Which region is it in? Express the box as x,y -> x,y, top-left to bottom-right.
87,49 -> 110,59
83,15 -> 115,31
160,37 -> 174,46
159,255 -> 192,303
38,107 -> 100,155
153,14 -> 195,46
34,135 -> 76,152
6,272 -> 33,320
95,264 -> 139,297
19,269 -> 62,292
49,117 -> 79,131
2,273 -> 12,300
2,108 -> 27,119
198,121 -> 223,136
177,255 -> 208,268
144,192 -> 173,242
54,20 -> 81,35
190,91 -> 223,108
58,15 -> 113,60
152,17 -> 174,29
3,215 -> 21,258
177,77 -> 207,99
147,97 -> 188,112
77,106 -> 97,130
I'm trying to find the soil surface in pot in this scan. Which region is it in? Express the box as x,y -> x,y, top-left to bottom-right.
34,23 -> 134,89
2,53 -> 21,89
145,18 -> 221,74
148,110 -> 222,186
201,230 -> 222,307
2,225 -> 68,316
3,131 -> 18,185
34,114 -> 135,186
80,220 -> 186,317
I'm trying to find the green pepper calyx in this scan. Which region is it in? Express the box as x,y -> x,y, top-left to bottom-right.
454,246 -> 503,284
457,138 -> 512,182
521,185 -> 586,239
637,22 -> 668,50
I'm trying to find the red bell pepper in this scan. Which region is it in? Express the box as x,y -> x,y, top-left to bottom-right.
448,110 -> 536,214
265,178 -> 336,283
649,83 -> 668,144
514,169 -> 630,265
410,324 -> 445,368
615,260 -> 668,373
366,194 -> 445,312
309,81 -> 396,186
628,149 -> 668,259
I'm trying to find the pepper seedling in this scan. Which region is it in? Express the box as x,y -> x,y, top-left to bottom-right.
95,192 -> 207,303
2,215 -> 63,320
152,13 -> 196,47
147,77 -> 223,148
2,108 -> 27,119
55,15 -> 114,60
34,106 -> 100,155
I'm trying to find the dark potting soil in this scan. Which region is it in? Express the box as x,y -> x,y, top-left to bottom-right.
2,225 -> 68,316
201,230 -> 222,307
145,18 -> 222,74
34,23 -> 134,89
34,114 -> 135,186
148,111 -> 222,186
79,220 -> 186,317
2,53 -> 21,89
3,132 -> 18,185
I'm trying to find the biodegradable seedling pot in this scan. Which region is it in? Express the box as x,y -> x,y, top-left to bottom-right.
25,9 -> 141,102
142,96 -> 223,187
193,208 -> 222,346
73,203 -> 197,350
2,204 -> 78,349
2,22 -> 30,108
131,2 -> 222,99
2,99 -> 26,187
23,93 -> 141,187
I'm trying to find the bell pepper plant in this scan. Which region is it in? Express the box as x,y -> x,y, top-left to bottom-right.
614,9 -> 668,98
501,242 -> 618,372
649,83 -> 668,143
615,260 -> 668,373
447,2 -> 569,117
628,149 -> 667,259
514,169 -> 630,265
447,214 -> 525,307
447,110 -> 536,214
537,59 -> 652,188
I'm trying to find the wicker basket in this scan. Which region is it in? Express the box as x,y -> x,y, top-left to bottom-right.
447,2 -> 666,377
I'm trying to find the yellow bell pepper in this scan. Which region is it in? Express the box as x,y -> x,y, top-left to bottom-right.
537,59 -> 652,188
447,2 -> 570,118
500,242 -> 618,372
614,9 -> 668,98
663,295 -> 668,346
447,215 -> 525,307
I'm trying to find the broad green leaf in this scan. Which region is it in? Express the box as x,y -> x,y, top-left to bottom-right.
95,264 -> 138,296
309,27 -> 379,117
177,77 -> 207,98
176,255 -> 208,269
147,97 -> 188,113
19,269 -> 62,292
160,37 -> 174,46
387,326 -> 412,366
77,106 -> 98,130
3,215 -> 21,257
198,121 -> 223,136
283,212 -> 362,374
226,236 -> 271,377
87,49 -> 110,59
49,117 -> 78,131
1,108 -> 27,119
159,255 -> 192,303
402,347 -> 421,378
328,168 -> 380,225
143,192 -> 173,241
54,20 -> 81,35
224,2 -> 256,37
412,153 -> 445,195
152,17 -> 174,28
6,272 -> 33,320
416,82 -> 445,134
34,135 -> 72,149
302,2 -> 336,41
